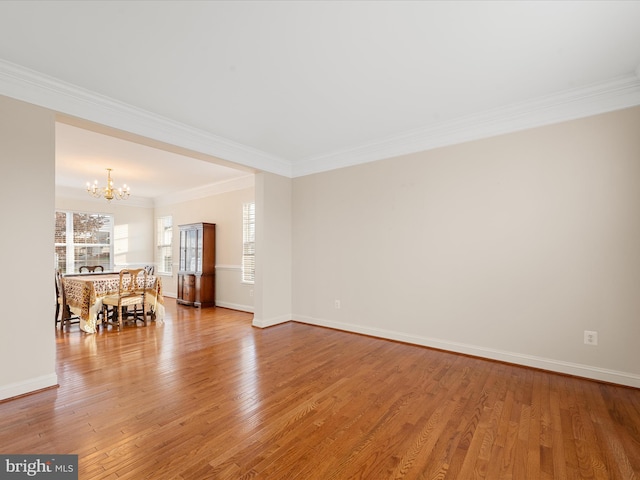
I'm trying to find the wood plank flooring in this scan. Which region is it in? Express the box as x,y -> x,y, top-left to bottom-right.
1,298 -> 640,479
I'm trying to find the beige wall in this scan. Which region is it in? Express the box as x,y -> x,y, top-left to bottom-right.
155,186 -> 255,311
0,95 -> 57,399
3,91 -> 640,400
292,106 -> 640,387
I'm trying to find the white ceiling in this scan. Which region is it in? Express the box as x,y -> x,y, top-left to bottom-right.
54,121 -> 252,200
1,1 -> 640,198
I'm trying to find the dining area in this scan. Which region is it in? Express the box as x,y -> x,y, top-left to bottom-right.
56,266 -> 165,334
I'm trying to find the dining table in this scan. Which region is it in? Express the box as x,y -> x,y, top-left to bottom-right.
63,272 -> 165,333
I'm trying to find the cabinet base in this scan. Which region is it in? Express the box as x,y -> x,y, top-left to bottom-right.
177,299 -> 216,308
195,301 -> 216,308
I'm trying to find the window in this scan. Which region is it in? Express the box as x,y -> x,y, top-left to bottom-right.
156,216 -> 173,274
242,202 -> 255,283
55,211 -> 113,274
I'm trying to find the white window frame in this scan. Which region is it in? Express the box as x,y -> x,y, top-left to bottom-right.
156,216 -> 173,275
55,210 -> 114,274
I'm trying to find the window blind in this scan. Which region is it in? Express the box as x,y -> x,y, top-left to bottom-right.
242,202 -> 255,283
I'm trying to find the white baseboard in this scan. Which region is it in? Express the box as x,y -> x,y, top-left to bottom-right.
216,300 -> 254,313
0,373 -> 58,401
252,314 -> 291,328
293,315 -> 640,389
163,294 -> 253,314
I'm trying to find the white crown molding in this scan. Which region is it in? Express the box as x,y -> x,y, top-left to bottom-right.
56,174 -> 254,209
0,59 -> 292,177
154,174 -> 255,207
3,58 -> 640,181
55,185 -> 155,208
293,72 -> 640,177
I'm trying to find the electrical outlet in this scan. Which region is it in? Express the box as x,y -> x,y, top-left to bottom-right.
249,289 -> 253,297
584,330 -> 598,346
334,299 -> 341,309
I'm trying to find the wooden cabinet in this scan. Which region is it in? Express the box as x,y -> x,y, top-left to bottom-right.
177,222 -> 216,307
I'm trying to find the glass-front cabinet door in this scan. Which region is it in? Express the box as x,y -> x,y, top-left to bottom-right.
186,228 -> 196,272
179,227 -> 199,272
196,227 -> 203,272
179,229 -> 186,271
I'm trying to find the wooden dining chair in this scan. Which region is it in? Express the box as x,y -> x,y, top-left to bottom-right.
102,268 -> 148,330
55,270 -> 80,330
79,265 -> 104,273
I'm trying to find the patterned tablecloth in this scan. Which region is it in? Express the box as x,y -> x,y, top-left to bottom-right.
64,273 -> 164,333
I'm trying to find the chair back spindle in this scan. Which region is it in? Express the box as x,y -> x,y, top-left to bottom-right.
102,268 -> 148,329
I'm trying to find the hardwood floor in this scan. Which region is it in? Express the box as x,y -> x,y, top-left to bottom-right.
1,298 -> 640,479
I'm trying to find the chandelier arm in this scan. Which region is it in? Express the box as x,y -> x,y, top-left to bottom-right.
86,168 -> 130,201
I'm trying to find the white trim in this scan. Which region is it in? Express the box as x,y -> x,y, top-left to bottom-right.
293,315 -> 640,389
292,73 -> 640,177
55,185 -> 154,208
2,59 -> 640,180
215,264 -> 242,271
56,175 -> 253,207
0,58 -> 291,177
252,314 -> 291,328
0,373 -> 58,401
154,175 -> 255,207
216,301 -> 254,313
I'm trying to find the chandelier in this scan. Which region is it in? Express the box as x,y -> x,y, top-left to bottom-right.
86,168 -> 130,201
